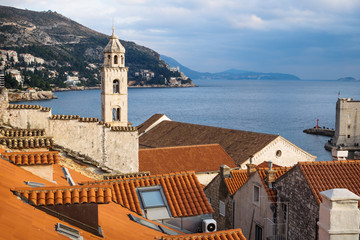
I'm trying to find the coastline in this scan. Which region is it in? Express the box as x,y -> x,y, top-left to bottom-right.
8,84 -> 197,102
8,91 -> 57,102
53,84 -> 197,92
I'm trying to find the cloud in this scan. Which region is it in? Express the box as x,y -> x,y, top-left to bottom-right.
2,0 -> 360,79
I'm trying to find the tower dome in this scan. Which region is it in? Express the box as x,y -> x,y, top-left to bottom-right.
103,27 -> 125,53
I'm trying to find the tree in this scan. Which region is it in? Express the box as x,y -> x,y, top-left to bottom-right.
4,73 -> 19,89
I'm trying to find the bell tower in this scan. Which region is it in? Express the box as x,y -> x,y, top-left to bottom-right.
101,26 -> 128,126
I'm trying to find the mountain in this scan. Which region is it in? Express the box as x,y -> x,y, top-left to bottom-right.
0,5 -> 180,85
160,55 -> 208,79
161,55 -> 300,80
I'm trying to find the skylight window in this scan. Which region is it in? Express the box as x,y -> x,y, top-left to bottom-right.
140,190 -> 165,208
137,186 -> 171,220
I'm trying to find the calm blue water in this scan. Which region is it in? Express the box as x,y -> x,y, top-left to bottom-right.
15,79 -> 360,161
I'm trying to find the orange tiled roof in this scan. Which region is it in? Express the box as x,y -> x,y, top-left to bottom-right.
299,160 -> 360,205
258,167 -> 291,203
12,185 -> 113,206
1,151 -> 60,165
224,166 -> 291,197
139,144 -> 237,175
256,161 -> 281,169
0,153 -> 165,239
158,229 -> 247,240
82,171 -> 214,217
52,164 -> 94,185
139,120 -> 278,166
224,169 -> 248,195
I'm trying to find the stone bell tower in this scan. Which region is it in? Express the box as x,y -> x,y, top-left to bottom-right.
101,26 -> 128,126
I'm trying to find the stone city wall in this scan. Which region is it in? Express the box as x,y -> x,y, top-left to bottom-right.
0,91 -> 138,173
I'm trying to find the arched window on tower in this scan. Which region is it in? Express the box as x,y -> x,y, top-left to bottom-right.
113,80 -> 119,93
112,108 -> 121,121
114,55 -> 118,64
121,55 -> 124,65
107,55 -> 110,65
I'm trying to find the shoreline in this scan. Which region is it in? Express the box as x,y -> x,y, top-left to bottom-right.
53,84 -> 197,92
8,84 -> 198,102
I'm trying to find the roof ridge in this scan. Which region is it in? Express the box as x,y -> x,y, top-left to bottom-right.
170,120 -> 278,136
81,171 -> 197,185
299,160 -> 360,165
139,143 -> 222,151
12,184 -> 112,192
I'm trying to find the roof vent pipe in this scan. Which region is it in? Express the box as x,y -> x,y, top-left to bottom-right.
269,161 -> 273,170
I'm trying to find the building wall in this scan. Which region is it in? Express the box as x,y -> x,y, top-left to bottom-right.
0,91 -> 138,173
233,173 -> 274,240
275,166 -> 319,240
204,174 -> 234,230
333,98 -> 360,148
240,136 -> 316,169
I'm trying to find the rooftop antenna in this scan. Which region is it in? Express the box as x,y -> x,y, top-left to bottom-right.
112,18 -> 115,36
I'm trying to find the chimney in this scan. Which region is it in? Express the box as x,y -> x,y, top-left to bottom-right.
266,161 -> 277,185
246,156 -> 256,177
220,164 -> 231,178
318,189 -> 360,240
332,147 -> 348,161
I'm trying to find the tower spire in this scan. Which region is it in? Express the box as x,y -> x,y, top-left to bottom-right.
112,20 -> 115,36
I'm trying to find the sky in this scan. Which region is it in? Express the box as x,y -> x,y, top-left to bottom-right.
2,0 -> 360,79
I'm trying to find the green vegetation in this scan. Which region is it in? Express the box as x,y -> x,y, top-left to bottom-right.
4,73 -> 19,89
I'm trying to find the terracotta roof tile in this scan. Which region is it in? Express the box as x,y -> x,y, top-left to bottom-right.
12,185 -> 112,206
224,169 -> 248,195
2,151 -> 60,165
52,164 -> 94,185
139,144 -> 237,174
81,171 -> 214,217
139,120 -> 278,166
158,229 -> 247,240
224,166 -> 291,197
0,146 -> 223,239
299,160 -> 360,205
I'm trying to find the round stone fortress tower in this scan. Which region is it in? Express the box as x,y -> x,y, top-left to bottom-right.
101,27 -> 129,127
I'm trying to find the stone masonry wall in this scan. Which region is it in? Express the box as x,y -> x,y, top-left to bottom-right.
204,174 -> 233,230
0,91 -> 138,173
275,165 -> 319,240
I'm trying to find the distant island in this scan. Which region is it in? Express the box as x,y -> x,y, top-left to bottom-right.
337,77 -> 359,82
161,55 -> 301,80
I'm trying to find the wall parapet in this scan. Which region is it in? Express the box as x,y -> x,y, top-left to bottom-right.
111,126 -> 137,132
8,104 -> 42,110
0,137 -> 54,149
79,117 -> 99,122
50,115 -> 80,120
1,128 -> 45,137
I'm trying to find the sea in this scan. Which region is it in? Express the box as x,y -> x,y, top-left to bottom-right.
15,79 -> 360,161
